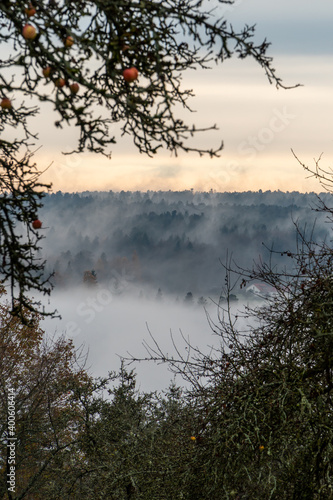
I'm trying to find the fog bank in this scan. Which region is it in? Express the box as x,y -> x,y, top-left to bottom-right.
42,288 -> 225,392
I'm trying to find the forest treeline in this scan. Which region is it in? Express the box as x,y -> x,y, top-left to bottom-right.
40,189 -> 331,296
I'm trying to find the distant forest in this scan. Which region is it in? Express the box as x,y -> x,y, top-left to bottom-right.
40,190 -> 332,298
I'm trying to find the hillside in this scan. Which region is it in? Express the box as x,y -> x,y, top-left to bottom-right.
40,189 -> 331,298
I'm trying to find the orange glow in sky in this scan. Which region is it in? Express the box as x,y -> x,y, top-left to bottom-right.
0,1 -> 330,193
36,55 -> 333,194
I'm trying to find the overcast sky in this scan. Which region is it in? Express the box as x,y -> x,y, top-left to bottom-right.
36,0 -> 333,193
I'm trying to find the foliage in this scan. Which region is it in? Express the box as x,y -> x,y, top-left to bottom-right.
2,184 -> 333,499
0,288 -> 100,499
0,286 -> 191,499
128,180 -> 333,498
0,291 -> 201,500
4,3 -> 328,499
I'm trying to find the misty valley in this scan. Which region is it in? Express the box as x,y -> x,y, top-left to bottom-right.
35,188 -> 332,390
40,189 -> 330,301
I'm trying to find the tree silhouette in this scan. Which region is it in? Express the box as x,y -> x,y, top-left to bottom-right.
0,154 -> 52,321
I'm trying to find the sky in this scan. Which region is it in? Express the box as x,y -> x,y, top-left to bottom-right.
33,0 -> 333,194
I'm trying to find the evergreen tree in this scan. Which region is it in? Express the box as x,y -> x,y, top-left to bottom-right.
128,165 -> 333,498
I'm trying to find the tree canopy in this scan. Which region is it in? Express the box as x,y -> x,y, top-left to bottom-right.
127,183 -> 333,498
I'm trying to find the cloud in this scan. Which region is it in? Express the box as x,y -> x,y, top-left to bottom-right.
31,53 -> 333,194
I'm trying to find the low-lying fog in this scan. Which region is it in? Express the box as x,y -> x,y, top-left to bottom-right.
41,285 -> 247,392
30,189 -> 328,392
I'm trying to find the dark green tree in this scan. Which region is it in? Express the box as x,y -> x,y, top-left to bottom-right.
75,367 -> 201,499
127,162 -> 333,499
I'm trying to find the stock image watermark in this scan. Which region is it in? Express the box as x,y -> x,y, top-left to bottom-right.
218,0 -> 244,15
7,388 -> 16,494
65,268 -> 133,338
237,106 -> 296,160
209,161 -> 246,186
209,105 -> 296,189
52,146 -> 83,183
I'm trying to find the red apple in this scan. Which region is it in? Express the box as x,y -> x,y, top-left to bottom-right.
0,98 -> 12,110
25,4 -> 36,17
22,23 -> 37,40
64,36 -> 74,48
69,82 -> 79,94
32,219 -> 42,229
55,78 -> 66,88
122,67 -> 139,83
42,66 -> 52,78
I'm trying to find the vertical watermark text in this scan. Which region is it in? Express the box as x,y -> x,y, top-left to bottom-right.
7,388 -> 16,494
